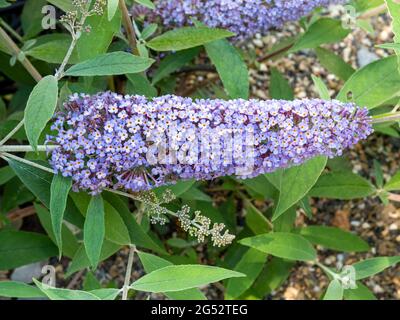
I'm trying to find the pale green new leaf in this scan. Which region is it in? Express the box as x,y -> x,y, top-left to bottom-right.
353,256 -> 400,280
323,280 -> 344,300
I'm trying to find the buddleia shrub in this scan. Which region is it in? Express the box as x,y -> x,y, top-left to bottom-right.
0,0 -> 399,303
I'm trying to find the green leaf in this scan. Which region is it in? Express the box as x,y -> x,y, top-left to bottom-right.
266,156 -> 327,220
337,56 -> 400,109
154,179 -> 195,197
24,75 -> 58,150
131,265 -> 244,293
343,282 -> 377,300
244,202 -> 272,235
311,75 -> 330,99
309,172 -> 376,199
290,18 -> 350,52
352,256 -> 400,280
0,281 -> 46,298
205,38 -> 249,99
323,280 -> 344,300
385,0 -> 400,72
26,34 -> 78,64
0,0 -> 11,8
126,73 -> 157,97
134,0 -> 155,9
47,0 -> 74,12
377,43 -> 400,51
269,68 -> 294,100
7,158 -> 84,227
225,248 -> 267,300
50,174 -> 72,256
151,48 -> 200,84
104,201 -> 131,245
147,27 -> 234,51
384,170 -> 400,191
0,166 -> 15,185
35,204 -> 79,258
138,252 -> 206,300
315,47 -> 355,81
251,258 -> 294,298
102,192 -> 167,254
89,288 -> 121,300
75,9 -> 121,62
66,241 -> 121,277
33,279 -> 100,300
65,52 -> 154,76
239,232 -> 317,261
107,0 -> 119,21
0,230 -> 57,270
84,195 -> 105,269
299,226 -> 369,252
21,0 -> 47,39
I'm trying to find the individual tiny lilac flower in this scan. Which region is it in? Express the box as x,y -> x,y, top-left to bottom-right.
47,92 -> 373,195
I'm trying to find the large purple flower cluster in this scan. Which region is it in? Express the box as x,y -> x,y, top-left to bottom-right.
141,0 -> 344,40
47,92 -> 372,195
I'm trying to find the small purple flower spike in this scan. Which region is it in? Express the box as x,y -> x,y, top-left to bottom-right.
47,92 -> 372,195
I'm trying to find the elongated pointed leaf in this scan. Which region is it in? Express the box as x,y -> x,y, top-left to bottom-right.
239,232 -> 317,262
107,0 -> 119,21
131,265 -> 244,293
84,195 -> 105,269
0,281 -> 46,299
50,174 -> 72,256
353,256 -> 400,280
138,252 -> 206,300
24,75 -> 58,150
309,172 -> 375,199
147,27 -> 234,51
337,56 -> 400,109
205,38 -> 249,99
65,52 -> 154,76
266,156 -> 327,220
299,226 -> 369,253
0,230 -> 57,270
323,280 -> 344,300
33,279 -> 100,300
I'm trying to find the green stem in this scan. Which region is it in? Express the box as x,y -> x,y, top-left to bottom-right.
122,245 -> 137,300
119,0 -> 139,55
0,26 -> 42,82
0,18 -> 23,43
371,112 -> 400,124
0,145 -> 58,152
0,119 -> 25,146
315,261 -> 338,280
0,152 -> 54,174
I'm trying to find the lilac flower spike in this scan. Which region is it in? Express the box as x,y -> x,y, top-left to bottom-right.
140,0 -> 345,40
47,92 -> 372,195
